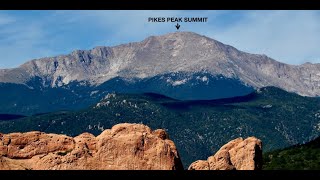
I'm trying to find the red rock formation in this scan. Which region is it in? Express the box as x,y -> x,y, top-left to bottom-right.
188,137 -> 262,170
0,123 -> 183,170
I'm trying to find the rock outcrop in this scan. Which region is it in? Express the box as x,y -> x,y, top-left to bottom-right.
188,137 -> 262,170
0,123 -> 183,170
0,123 -> 264,171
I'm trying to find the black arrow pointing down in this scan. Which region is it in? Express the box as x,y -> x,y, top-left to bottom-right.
175,23 -> 180,30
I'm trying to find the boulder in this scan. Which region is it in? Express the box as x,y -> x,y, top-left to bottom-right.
188,137 -> 262,170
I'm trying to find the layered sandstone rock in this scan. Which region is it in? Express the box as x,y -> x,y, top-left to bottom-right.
0,123 -> 183,170
188,137 -> 262,170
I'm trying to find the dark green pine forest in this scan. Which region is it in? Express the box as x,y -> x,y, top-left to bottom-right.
263,136 -> 320,170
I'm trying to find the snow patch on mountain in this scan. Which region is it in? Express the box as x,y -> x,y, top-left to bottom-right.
166,78 -> 189,86
196,75 -> 209,84
172,79 -> 188,86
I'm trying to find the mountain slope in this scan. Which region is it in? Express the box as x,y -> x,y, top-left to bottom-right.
263,136 -> 320,170
2,31 -> 320,115
1,87 -> 320,167
1,32 -> 320,97
0,72 -> 253,115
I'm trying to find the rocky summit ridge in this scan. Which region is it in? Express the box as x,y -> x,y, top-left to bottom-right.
0,31 -> 320,97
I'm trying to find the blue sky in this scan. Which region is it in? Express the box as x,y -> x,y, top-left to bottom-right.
0,10 -> 320,68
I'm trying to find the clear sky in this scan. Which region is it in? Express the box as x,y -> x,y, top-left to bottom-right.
0,10 -> 319,69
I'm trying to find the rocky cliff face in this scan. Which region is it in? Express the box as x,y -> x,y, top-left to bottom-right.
188,137 -> 262,170
0,123 -> 183,170
0,123 -> 264,170
0,32 -> 320,97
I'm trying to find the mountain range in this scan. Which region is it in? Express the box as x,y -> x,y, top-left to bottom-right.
1,32 -> 320,115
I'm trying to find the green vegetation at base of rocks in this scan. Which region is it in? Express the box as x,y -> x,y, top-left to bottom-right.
263,136 -> 320,170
